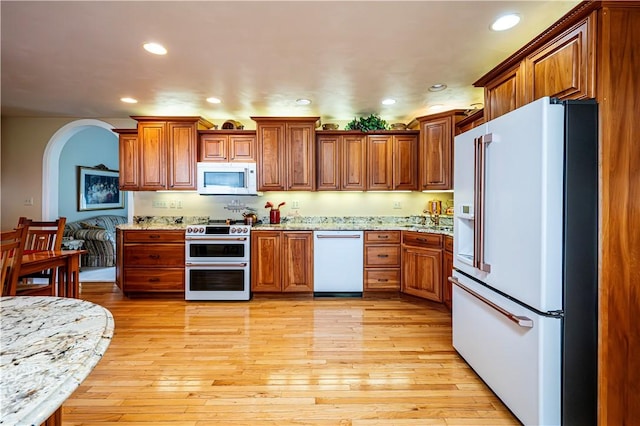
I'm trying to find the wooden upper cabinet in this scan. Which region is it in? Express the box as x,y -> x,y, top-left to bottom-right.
137,121 -> 167,190
367,135 -> 393,190
253,117 -> 319,191
114,128 -> 139,190
456,109 -> 485,135
484,63 -> 524,120
287,122 -> 315,190
199,131 -> 256,162
474,10 -> 596,120
524,17 -> 595,102
316,133 -> 367,191
393,134 -> 418,190
126,116 -> 213,191
417,110 -> 465,190
167,121 -> 199,189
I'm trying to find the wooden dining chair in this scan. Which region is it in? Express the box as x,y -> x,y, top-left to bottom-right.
16,216 -> 66,296
1,225 -> 28,296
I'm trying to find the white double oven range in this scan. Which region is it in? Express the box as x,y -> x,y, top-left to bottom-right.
184,220 -> 251,301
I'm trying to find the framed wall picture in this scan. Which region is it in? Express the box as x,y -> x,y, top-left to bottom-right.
78,165 -> 124,211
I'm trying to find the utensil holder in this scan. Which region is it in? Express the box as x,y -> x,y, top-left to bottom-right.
269,210 -> 280,224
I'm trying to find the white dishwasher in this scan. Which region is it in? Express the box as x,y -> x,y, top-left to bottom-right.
313,230 -> 364,297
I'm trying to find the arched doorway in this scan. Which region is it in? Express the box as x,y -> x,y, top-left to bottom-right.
41,119 -> 132,220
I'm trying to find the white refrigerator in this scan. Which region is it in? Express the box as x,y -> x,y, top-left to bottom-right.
452,97 -> 598,426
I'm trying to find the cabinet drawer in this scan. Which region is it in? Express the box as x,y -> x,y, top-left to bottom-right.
124,230 -> 185,243
365,245 -> 401,267
445,235 -> 453,253
403,232 -> 443,248
123,244 -> 185,266
365,269 -> 400,290
123,268 -> 184,292
365,231 -> 401,244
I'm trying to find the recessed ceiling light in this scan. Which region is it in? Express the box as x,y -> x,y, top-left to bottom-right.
491,14 -> 521,31
382,98 -> 396,105
428,84 -> 447,92
206,97 -> 222,104
428,104 -> 444,111
143,42 -> 167,55
296,98 -> 312,105
120,97 -> 138,104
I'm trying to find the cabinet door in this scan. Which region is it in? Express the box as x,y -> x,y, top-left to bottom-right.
317,135 -> 340,190
229,135 -> 256,162
251,231 -> 282,292
402,246 -> 442,302
420,117 -> 452,190
525,18 -> 594,102
138,121 -> 167,190
342,134 -> 367,190
118,131 -> 139,190
257,123 -> 286,191
484,63 -> 524,120
282,231 -> 314,292
367,135 -> 393,190
199,134 -> 228,162
443,249 -> 453,310
393,134 -> 418,190
286,123 -> 315,190
167,121 -> 198,189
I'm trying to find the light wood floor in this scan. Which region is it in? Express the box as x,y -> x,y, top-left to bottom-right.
64,283 -> 520,426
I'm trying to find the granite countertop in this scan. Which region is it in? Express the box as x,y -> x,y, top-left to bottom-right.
118,215 -> 454,236
0,297 -> 114,426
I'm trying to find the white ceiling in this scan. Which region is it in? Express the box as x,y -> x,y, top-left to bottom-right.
1,1 -> 579,124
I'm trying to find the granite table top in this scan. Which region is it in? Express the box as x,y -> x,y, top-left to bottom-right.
0,297 -> 114,426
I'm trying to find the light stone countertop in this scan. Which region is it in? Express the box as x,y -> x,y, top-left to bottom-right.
117,215 -> 454,236
0,297 -> 114,426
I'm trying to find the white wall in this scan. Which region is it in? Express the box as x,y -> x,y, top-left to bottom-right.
131,190 -> 454,222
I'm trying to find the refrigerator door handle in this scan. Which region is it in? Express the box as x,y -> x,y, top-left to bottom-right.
473,134 -> 492,273
449,276 -> 533,328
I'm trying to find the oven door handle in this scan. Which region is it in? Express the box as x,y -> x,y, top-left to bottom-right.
185,237 -> 248,241
186,262 -> 248,267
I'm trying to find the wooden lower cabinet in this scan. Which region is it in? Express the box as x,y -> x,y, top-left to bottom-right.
443,235 -> 454,310
251,230 -> 313,293
401,232 -> 443,302
364,231 -> 401,291
116,229 -> 185,296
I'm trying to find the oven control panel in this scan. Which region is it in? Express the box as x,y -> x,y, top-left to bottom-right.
186,225 -> 250,236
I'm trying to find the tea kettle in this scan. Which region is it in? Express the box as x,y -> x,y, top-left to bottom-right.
242,212 -> 258,225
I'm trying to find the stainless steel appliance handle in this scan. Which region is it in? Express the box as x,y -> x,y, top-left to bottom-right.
316,234 -> 362,239
185,237 -> 248,241
473,134 -> 492,273
449,276 -> 533,328
186,262 -> 248,267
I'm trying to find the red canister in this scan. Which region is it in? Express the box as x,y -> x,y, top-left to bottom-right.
269,210 -> 281,224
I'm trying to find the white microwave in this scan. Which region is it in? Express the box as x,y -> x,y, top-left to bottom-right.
196,162 -> 258,195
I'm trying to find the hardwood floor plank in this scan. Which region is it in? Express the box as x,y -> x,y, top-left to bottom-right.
62,283 -> 519,425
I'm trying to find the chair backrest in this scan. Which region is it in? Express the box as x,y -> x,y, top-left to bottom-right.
18,217 -> 67,251
1,225 -> 28,296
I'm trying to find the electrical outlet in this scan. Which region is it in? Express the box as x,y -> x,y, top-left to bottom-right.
23,197 -> 34,206
292,200 -> 300,209
176,200 -> 183,209
393,201 -> 402,209
169,200 -> 176,208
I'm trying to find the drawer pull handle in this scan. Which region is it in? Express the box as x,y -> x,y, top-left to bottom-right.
377,279 -> 389,282
377,235 -> 389,239
449,277 -> 534,328
149,277 -> 160,282
149,235 -> 161,239
417,238 -> 427,242
377,254 -> 389,258
149,254 -> 160,259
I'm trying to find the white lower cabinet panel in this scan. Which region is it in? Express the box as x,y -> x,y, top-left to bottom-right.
452,272 -> 561,426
